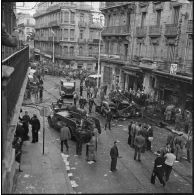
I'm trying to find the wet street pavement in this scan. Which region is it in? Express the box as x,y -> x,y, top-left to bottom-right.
39,75 -> 192,193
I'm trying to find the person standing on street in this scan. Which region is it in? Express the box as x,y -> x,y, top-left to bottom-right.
22,111 -> 31,140
146,125 -> 154,151
128,121 -> 133,146
173,133 -> 185,161
73,91 -> 78,106
39,84 -> 44,102
80,82 -> 83,97
88,96 -> 96,114
130,121 -> 136,148
75,130 -> 83,155
87,86 -> 91,99
164,149 -> 176,182
134,131 -> 145,162
30,114 -> 41,143
151,150 -> 166,186
105,109 -> 112,130
60,123 -> 71,153
110,141 -> 120,172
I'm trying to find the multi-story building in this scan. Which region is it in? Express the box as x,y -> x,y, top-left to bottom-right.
33,2 -> 104,72
100,1 -> 193,111
17,13 -> 35,42
2,2 -> 30,193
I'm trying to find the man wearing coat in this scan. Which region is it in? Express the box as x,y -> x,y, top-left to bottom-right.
146,125 -> 153,151
60,123 -> 71,152
134,131 -> 145,162
30,114 -> 41,143
110,141 -> 119,172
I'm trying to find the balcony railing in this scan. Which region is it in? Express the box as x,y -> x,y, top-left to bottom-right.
89,22 -> 103,29
78,21 -> 87,28
48,20 -> 60,27
48,36 -> 60,42
102,25 -> 130,36
2,46 -> 29,123
100,53 -> 130,62
148,25 -> 161,37
136,26 -> 147,37
88,39 -> 103,45
187,20 -> 192,34
164,24 -> 177,37
78,38 -> 86,43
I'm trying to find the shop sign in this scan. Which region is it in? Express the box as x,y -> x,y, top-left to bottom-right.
170,64 -> 177,75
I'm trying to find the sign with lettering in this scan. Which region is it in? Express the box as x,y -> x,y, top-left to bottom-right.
170,64 -> 177,75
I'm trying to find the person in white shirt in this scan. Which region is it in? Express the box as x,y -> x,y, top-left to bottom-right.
164,149 -> 176,182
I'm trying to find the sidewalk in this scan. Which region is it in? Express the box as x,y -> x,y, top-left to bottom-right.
13,102 -> 74,194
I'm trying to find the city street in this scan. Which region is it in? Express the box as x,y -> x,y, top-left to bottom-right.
40,75 -> 192,193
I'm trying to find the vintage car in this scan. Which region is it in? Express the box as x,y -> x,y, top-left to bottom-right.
60,79 -> 76,98
48,106 -> 101,143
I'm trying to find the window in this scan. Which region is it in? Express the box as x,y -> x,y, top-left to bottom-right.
70,29 -> 75,40
79,46 -> 83,55
186,36 -> 192,62
117,43 -> 121,54
64,46 -> 68,55
141,12 -> 146,27
80,13 -> 84,22
80,30 -> 83,39
89,30 -> 93,40
64,29 -> 68,40
70,46 -> 74,56
173,6 -> 180,25
105,42 -> 109,54
71,12 -> 75,24
156,10 -> 161,26
64,11 -> 69,23
153,44 -> 158,60
167,44 -> 175,62
89,46 -> 92,56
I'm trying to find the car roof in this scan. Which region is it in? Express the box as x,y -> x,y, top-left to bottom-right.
56,111 -> 70,118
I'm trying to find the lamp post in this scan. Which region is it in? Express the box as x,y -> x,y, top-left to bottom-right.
97,28 -> 104,88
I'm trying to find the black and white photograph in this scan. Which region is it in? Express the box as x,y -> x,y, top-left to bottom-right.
2,1 -> 193,194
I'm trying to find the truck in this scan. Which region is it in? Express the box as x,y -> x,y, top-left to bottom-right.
60,79 -> 76,98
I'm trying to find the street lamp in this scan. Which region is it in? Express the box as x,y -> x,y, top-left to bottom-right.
97,27 -> 104,88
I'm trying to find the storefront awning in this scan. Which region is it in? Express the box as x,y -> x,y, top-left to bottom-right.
153,70 -> 192,84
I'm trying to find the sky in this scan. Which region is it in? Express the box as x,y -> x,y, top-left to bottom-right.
16,2 -> 100,16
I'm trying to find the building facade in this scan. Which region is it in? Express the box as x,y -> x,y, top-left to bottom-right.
2,3 -> 30,193
33,2 -> 104,72
100,1 -> 193,111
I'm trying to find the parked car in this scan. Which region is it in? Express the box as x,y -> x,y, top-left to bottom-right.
60,79 -> 76,98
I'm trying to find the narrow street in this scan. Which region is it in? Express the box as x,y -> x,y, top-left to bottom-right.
41,75 -> 192,193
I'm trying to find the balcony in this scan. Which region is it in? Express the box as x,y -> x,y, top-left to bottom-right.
102,26 -> 130,36
2,46 -> 29,123
164,24 -> 177,37
187,20 -> 192,34
78,21 -> 87,28
48,20 -> 60,27
35,23 -> 48,29
88,39 -> 103,45
89,22 -> 103,30
136,26 -> 147,37
148,25 -> 161,37
100,2 -> 130,9
78,38 -> 86,43
48,36 -> 60,42
100,53 -> 130,62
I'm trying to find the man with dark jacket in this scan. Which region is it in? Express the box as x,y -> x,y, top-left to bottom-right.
30,114 -> 41,143
146,125 -> 153,151
134,131 -> 145,161
60,123 -> 71,152
110,141 -> 119,172
22,111 -> 31,140
88,96 -> 96,113
151,150 -> 166,186
128,121 -> 133,146
105,109 -> 112,130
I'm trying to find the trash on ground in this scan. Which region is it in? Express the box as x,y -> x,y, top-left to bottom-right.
118,125 -> 123,127
87,161 -> 94,164
66,166 -> 70,170
71,167 -> 76,170
74,155 -> 78,157
24,174 -> 30,178
70,180 -> 79,188
104,174 -> 107,176
66,162 -> 70,166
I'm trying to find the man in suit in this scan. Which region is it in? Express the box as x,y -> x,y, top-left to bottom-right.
30,114 -> 41,143
60,122 -> 71,152
134,131 -> 145,162
110,141 -> 120,172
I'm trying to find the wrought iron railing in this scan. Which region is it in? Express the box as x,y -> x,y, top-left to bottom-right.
187,20 -> 192,33
148,25 -> 161,37
164,24 -> 177,37
136,26 -> 147,37
102,25 -> 129,35
2,46 -> 29,122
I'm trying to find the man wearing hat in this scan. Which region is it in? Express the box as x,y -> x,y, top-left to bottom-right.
30,114 -> 41,143
134,131 -> 145,161
151,150 -> 166,186
110,141 -> 119,172
60,122 -> 71,153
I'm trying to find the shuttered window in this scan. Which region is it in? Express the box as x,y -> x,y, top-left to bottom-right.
167,45 -> 175,62
173,6 -> 180,25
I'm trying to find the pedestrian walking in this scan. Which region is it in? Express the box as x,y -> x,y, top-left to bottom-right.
73,91 -> 78,106
21,111 -> 31,140
12,136 -> 23,172
15,122 -> 25,143
173,133 -> 185,161
128,121 -> 133,146
75,130 -> 83,155
135,123 -> 142,136
146,125 -> 153,151
186,135 -> 192,163
130,121 -> 136,148
39,84 -> 43,102
164,149 -> 176,182
87,86 -> 91,99
151,150 -> 166,186
134,131 -> 145,162
105,109 -> 112,130
30,114 -> 41,143
94,86 -> 98,98
110,141 -> 120,172
141,124 -> 147,153
88,96 -> 96,114
60,122 -> 71,153
80,83 -> 83,97
86,133 -> 96,162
